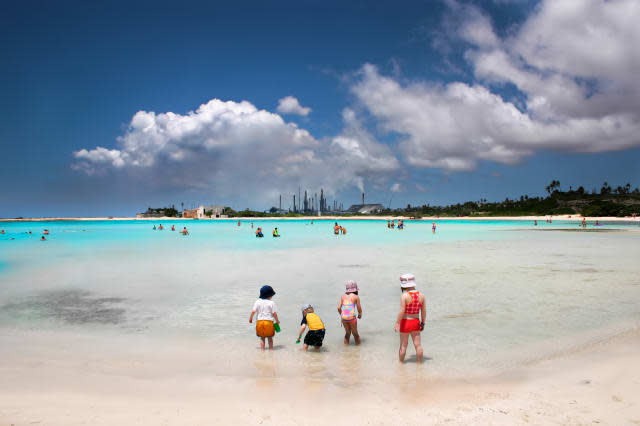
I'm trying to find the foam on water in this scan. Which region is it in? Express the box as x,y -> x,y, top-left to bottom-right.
1,219 -> 639,382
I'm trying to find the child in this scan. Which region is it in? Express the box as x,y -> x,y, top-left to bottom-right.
338,280 -> 362,344
296,304 -> 325,352
249,285 -> 280,351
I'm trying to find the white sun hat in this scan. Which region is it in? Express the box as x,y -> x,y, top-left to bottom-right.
399,273 -> 416,288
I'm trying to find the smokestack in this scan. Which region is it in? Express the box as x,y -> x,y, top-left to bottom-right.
293,195 -> 296,213
362,192 -> 365,205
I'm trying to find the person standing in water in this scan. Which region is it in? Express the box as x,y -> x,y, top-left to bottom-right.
249,285 -> 280,351
272,227 -> 280,237
338,280 -> 362,345
432,222 -> 436,234
394,273 -> 426,363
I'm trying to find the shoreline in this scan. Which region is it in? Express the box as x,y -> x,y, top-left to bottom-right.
2,214 -> 639,222
1,326 -> 638,425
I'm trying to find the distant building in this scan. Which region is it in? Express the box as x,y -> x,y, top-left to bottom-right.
183,205 -> 225,219
202,205 -> 225,218
346,203 -> 384,214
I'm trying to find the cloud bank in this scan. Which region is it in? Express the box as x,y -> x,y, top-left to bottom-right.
350,0 -> 640,171
73,99 -> 398,201
73,0 -> 640,199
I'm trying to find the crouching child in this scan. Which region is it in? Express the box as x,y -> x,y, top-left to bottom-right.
296,304 -> 325,352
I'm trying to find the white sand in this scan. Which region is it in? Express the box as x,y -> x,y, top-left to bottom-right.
1,328 -> 638,425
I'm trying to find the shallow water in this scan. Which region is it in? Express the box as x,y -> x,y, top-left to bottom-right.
1,219 -> 639,383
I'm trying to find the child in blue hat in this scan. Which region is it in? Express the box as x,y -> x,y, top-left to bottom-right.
249,285 -> 280,351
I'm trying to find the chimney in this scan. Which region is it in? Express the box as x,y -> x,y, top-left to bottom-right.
362,192 -> 365,205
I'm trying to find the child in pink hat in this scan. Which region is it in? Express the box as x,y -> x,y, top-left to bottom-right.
337,280 -> 362,345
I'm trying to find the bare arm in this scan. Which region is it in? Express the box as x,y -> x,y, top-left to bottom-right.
420,294 -> 427,330
337,297 -> 343,315
356,295 -> 362,319
249,311 -> 255,323
394,294 -> 407,332
297,324 -> 307,341
273,312 -> 280,325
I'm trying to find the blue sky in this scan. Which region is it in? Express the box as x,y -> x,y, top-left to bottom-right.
2,0 -> 639,217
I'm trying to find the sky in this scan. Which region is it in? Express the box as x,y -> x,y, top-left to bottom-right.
2,0 -> 640,217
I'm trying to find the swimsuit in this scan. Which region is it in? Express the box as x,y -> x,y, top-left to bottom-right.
256,320 -> 275,337
400,291 -> 423,333
340,297 -> 357,322
302,313 -> 326,347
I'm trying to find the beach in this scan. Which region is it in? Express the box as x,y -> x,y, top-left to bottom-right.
1,219 -> 639,424
2,325 -> 638,425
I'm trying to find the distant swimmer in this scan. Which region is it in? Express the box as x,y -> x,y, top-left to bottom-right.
251,223 -> 254,229
397,220 -> 404,230
153,225 -> 157,230
171,225 -> 175,231
387,221 -> 391,229
534,220 -> 537,226
181,227 -> 189,235
391,220 -> 395,229
432,222 -> 436,234
43,229 -> 50,235
582,217 -> 587,229
310,220 -> 314,225
272,227 -> 280,238
334,223 -> 340,235
41,236 -> 46,241
340,226 -> 347,235
238,221 -> 241,227
158,224 -> 164,230
595,220 -> 600,226
256,227 -> 264,238
0,230 -> 4,234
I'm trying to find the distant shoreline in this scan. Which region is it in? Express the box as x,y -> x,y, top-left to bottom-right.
1,215 -> 639,222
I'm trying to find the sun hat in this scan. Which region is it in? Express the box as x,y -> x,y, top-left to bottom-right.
345,280 -> 359,293
399,273 -> 416,289
259,285 -> 276,299
301,303 -> 312,312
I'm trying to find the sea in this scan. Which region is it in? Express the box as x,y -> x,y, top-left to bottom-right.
1,218 -> 639,384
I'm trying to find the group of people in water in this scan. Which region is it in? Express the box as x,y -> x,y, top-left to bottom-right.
153,224 -> 189,235
249,273 -> 426,362
387,219 -> 404,229
254,227 -> 280,238
333,222 -> 347,235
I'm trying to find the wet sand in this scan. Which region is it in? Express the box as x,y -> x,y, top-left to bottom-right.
1,327 -> 639,425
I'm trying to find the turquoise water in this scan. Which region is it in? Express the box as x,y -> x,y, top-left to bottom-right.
1,218 -> 639,380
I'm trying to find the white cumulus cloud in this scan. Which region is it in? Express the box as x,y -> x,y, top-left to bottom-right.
73,98 -> 398,202
276,96 -> 312,116
350,0 -> 640,172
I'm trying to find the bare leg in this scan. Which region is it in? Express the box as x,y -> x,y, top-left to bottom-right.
267,336 -> 274,350
343,321 -> 352,344
410,331 -> 423,363
260,337 -> 265,351
351,320 -> 361,345
303,344 -> 309,352
398,333 -> 409,362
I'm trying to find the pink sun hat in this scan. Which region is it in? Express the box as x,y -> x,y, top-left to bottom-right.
345,280 -> 359,293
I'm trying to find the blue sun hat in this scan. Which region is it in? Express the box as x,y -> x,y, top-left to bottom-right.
259,285 -> 276,299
